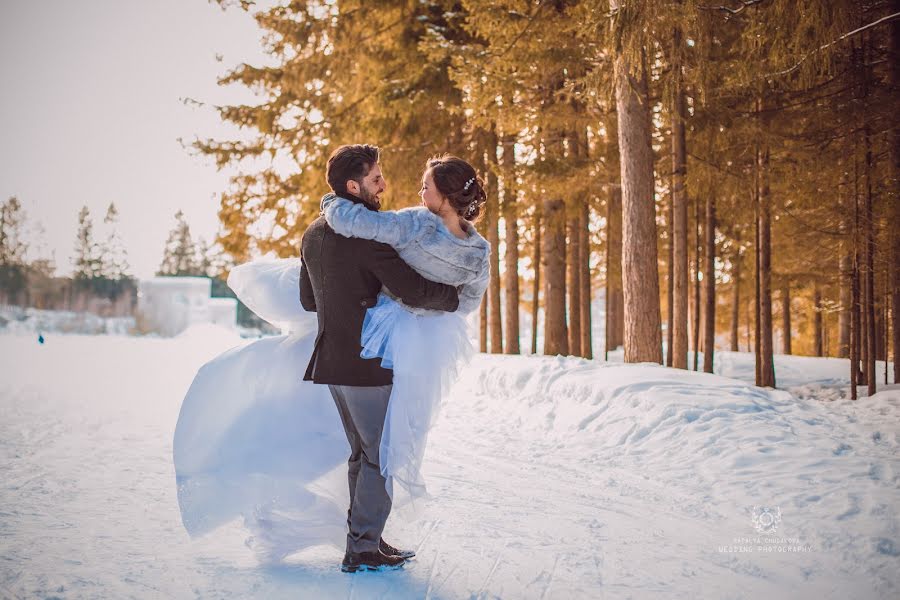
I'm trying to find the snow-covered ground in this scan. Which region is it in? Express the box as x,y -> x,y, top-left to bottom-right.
1,326 -> 898,599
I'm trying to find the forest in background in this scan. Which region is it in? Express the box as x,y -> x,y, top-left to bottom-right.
196,0 -> 898,396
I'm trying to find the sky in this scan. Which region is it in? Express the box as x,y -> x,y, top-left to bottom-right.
0,0 -> 272,278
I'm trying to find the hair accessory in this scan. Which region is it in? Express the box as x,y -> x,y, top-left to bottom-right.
465,198 -> 479,217
463,177 -> 475,191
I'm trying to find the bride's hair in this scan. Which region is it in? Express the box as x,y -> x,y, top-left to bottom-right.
425,155 -> 487,222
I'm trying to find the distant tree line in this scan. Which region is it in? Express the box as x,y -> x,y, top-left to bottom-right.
0,196 -> 137,315
0,199 -> 246,321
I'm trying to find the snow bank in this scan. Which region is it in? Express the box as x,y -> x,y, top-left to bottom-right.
0,305 -> 135,335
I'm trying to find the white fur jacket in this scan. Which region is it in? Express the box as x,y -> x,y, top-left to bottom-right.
321,193 -> 490,315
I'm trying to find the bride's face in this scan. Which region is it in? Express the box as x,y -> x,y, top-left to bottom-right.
419,169 -> 447,215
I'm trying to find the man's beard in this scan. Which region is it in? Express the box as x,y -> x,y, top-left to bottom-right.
358,185 -> 381,210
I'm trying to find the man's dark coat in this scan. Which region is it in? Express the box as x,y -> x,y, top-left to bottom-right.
299,193 -> 459,386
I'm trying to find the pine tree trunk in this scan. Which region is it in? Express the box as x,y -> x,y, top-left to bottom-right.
758,143 -> 776,387
894,202 -> 900,384
567,212 -> 582,356
484,132 -> 503,354
782,282 -> 792,355
853,147 -> 867,388
614,51 -> 662,364
532,210 -> 541,355
731,244 -> 741,352
605,187 -> 624,358
850,159 -> 863,400
851,241 -> 860,400
692,194 -> 701,371
861,28 -> 881,392
579,199 -> 593,359
864,156 -> 876,396
745,288 -> 752,353
501,134 -> 521,354
754,145 -> 762,385
543,198 -> 568,356
891,0 -> 900,384
671,41 -> 689,370
703,191 -> 716,373
666,189 -> 674,367
814,284 -> 824,357
839,251 -> 852,358
875,291 -> 886,363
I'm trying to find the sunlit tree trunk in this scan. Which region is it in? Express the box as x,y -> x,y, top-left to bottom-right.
531,209 -> 541,355
782,282 -> 792,355
567,208 -> 582,356
613,49 -> 662,364
500,133 -> 520,354
542,198 -> 568,356
605,187 -> 624,358
703,192 -> 716,373
483,130 -> 503,354
579,199 -> 593,359
671,26 -> 689,370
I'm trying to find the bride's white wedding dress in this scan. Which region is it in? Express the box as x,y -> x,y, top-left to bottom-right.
174,205 -> 489,563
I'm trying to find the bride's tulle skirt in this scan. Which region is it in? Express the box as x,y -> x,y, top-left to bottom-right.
360,295 -> 474,505
173,259 -> 473,563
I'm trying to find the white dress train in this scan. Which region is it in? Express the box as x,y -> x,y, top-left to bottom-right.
173,258 -> 474,562
173,259 -> 349,564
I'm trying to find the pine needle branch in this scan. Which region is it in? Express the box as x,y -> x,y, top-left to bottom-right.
697,0 -> 766,18
766,11 -> 900,79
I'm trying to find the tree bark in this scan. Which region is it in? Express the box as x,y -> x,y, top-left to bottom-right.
703,191 -> 716,373
839,250 -> 851,358
864,123 -> 876,396
758,142 -> 776,387
579,199 -> 593,359
542,198 -> 568,356
731,243 -> 741,352
891,0 -> 900,384
605,187 -> 624,358
531,210 -> 541,355
484,131 -> 503,354
614,51 -> 662,364
692,194 -> 701,371
894,198 -> 900,385
671,24 -> 689,370
814,284 -> 824,357
781,282 -> 792,355
850,153 -> 862,399
501,133 -> 520,354
754,157 -> 762,385
567,211 -> 582,356
666,188 -> 674,367
605,115 -> 623,360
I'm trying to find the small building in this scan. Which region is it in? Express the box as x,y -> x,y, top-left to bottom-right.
136,277 -> 236,336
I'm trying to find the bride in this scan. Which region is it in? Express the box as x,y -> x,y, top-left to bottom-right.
173,154 -> 490,564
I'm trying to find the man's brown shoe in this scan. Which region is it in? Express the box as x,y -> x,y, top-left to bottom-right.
379,538 -> 416,559
340,550 -> 406,573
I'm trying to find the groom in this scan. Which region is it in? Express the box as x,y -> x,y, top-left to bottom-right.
298,144 -> 460,573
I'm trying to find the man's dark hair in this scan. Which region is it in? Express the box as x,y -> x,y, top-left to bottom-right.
326,144 -> 380,196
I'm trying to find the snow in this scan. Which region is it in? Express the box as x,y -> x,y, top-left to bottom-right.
1,327 -> 898,599
0,305 -> 135,336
